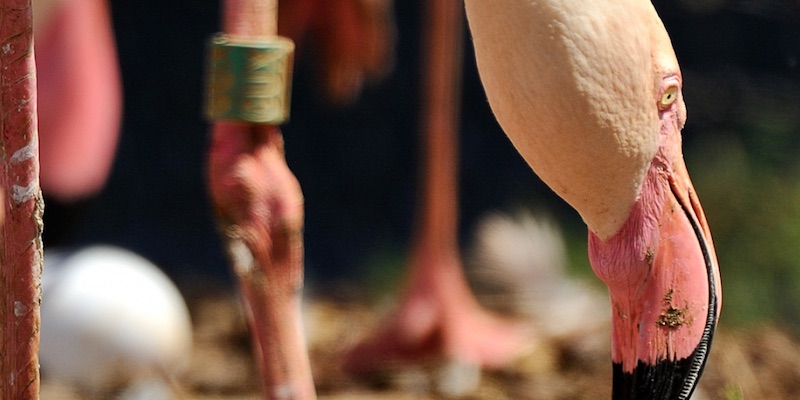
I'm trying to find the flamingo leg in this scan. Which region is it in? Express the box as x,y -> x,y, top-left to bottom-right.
344,0 -> 530,377
206,1 -> 316,398
209,124 -> 315,400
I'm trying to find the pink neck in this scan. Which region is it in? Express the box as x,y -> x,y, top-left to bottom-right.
588,156 -> 710,372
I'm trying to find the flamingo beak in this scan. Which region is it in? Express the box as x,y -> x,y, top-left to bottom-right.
620,163 -> 719,400
591,142 -> 721,399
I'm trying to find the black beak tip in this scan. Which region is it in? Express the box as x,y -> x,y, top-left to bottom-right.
612,341 -> 713,400
611,179 -> 719,400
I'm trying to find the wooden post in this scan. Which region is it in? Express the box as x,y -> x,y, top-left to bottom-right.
0,0 -> 44,399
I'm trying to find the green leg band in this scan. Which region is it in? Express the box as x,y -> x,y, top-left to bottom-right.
205,34 -> 295,124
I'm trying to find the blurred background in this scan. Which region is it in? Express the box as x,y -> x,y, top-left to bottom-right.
44,0 -> 800,335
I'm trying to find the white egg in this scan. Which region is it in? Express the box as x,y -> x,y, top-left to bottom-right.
40,245 -> 193,398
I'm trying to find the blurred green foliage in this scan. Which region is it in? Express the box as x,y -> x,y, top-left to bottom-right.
686,96 -> 800,329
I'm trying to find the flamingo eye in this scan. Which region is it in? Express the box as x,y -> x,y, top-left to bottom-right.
659,85 -> 679,110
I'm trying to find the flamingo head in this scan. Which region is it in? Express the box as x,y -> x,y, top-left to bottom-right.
465,0 -> 720,398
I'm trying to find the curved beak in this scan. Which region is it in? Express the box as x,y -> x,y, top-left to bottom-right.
617,163 -> 719,399
590,147 -> 721,400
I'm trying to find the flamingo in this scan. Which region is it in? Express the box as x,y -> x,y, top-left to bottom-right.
464,0 -> 721,398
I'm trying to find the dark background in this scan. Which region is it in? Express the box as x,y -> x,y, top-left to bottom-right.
45,1 -> 800,327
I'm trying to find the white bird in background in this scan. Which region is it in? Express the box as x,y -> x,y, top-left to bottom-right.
40,245 -> 193,400
467,210 -> 609,344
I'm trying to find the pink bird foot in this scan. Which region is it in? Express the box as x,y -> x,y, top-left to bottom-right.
344,248 -> 532,377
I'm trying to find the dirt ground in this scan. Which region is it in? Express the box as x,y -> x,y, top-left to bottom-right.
39,288 -> 800,400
